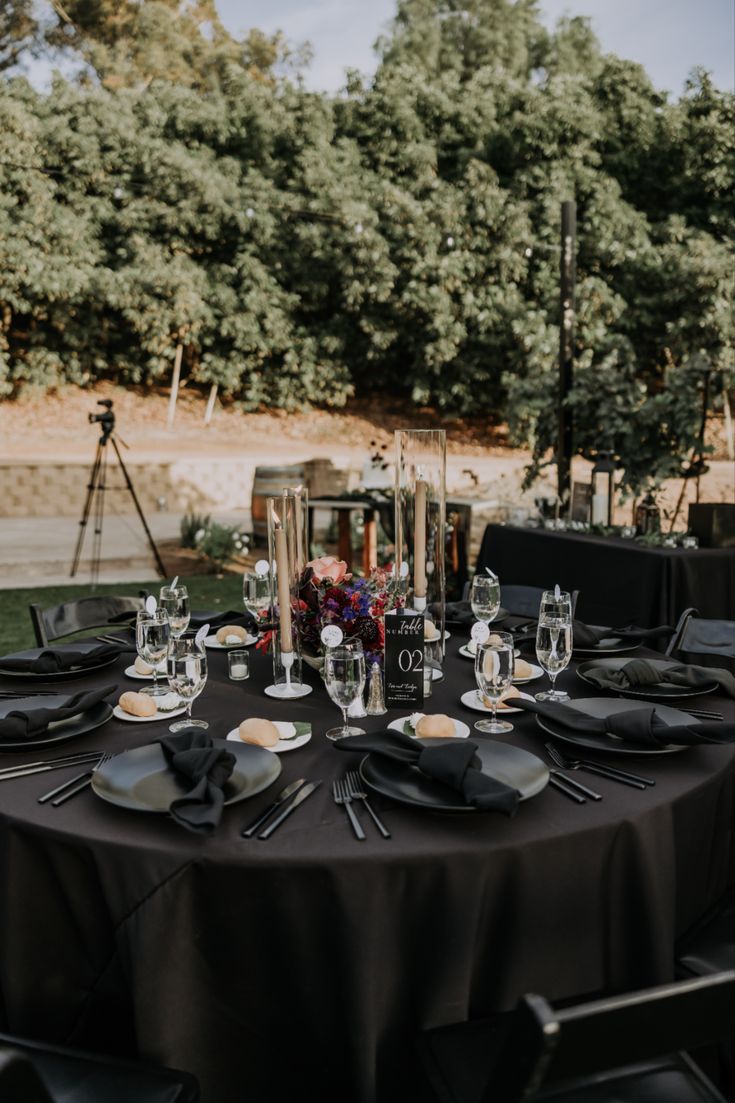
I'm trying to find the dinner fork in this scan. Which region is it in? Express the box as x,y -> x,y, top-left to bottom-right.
345,771 -> 391,838
332,778 -> 365,840
545,743 -> 652,789
39,753 -> 114,806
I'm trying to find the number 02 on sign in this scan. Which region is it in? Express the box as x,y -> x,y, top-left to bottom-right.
384,611 -> 425,709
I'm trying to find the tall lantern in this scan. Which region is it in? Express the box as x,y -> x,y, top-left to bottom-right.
395,430 -> 446,642
590,451 -> 615,527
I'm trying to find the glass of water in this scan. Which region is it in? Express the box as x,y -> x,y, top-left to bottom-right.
159,585 -> 191,638
136,608 -> 171,697
243,571 -> 271,631
167,636 -> 209,731
535,617 -> 572,702
324,641 -> 367,741
474,632 -> 515,733
470,575 -> 501,625
539,589 -> 573,621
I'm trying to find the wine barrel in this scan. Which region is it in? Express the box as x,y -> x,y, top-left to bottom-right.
251,464 -> 306,545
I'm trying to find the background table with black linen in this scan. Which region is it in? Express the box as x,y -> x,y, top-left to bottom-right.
476,523 -> 735,626
0,635 -> 733,1103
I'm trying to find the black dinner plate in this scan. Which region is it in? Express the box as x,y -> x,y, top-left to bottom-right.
0,640 -> 121,681
572,629 -> 641,656
0,696 -> 113,752
535,697 -> 693,756
91,739 -> 282,813
576,657 -> 717,700
359,737 -> 548,812
444,607 -> 509,628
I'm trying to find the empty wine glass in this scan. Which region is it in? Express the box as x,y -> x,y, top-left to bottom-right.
167,636 -> 209,731
159,585 -> 190,638
136,608 -> 170,697
324,641 -> 367,741
535,617 -> 572,701
243,571 -> 271,632
474,632 -> 515,733
470,575 -> 501,626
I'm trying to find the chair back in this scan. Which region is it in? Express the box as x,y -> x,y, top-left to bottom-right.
487,971 -> 735,1102
0,1048 -> 53,1103
30,595 -> 145,647
667,609 -> 735,660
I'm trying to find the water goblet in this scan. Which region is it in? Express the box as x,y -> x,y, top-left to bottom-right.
473,632 -> 515,734
324,641 -> 367,741
470,575 -> 501,626
136,608 -> 171,698
159,584 -> 190,638
243,571 -> 271,630
167,636 -> 209,731
539,589 -> 573,621
535,617 -> 572,702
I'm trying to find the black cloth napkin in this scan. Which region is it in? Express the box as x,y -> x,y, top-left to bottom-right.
439,602 -> 477,627
0,684 -> 116,742
582,658 -> 735,699
0,642 -> 133,675
572,621 -> 673,649
335,729 -> 520,813
513,697 -> 734,748
158,730 -> 236,834
189,610 -> 257,633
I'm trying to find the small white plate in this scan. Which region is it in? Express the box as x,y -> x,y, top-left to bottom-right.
113,694 -> 186,722
459,644 -> 521,660
226,721 -> 312,754
124,664 -> 167,681
388,715 -> 470,739
425,630 -> 451,643
204,634 -> 258,650
511,663 -> 544,684
460,690 -> 534,715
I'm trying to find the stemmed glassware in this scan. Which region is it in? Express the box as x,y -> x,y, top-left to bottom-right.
324,641 -> 367,741
470,575 -> 501,626
159,585 -> 190,639
535,616 -> 572,701
167,636 -> 209,732
243,571 -> 271,635
474,632 -> 515,733
539,589 -> 573,622
136,608 -> 171,698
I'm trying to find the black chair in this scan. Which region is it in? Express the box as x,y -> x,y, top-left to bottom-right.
460,583 -> 580,619
419,971 -> 735,1103
0,1032 -> 198,1103
666,608 -> 735,672
29,594 -> 146,647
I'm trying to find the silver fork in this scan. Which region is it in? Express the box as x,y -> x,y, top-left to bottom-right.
345,771 -> 391,838
332,778 -> 365,840
545,743 -> 652,789
39,753 -> 114,806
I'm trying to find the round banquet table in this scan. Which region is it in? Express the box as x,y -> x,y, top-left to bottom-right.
0,633 -> 733,1103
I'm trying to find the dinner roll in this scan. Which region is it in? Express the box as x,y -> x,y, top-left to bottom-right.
514,659 -> 533,679
415,713 -> 455,738
134,656 -> 154,675
487,633 -> 504,647
497,686 -> 521,710
216,625 -> 248,645
238,717 -> 280,747
119,691 -> 157,717
423,620 -> 440,640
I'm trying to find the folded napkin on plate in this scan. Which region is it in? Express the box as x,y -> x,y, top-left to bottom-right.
335,729 -> 519,813
583,658 -> 735,699
0,642 -> 133,675
572,621 -> 673,648
158,729 -> 236,834
513,697 -> 734,748
438,601 -> 477,627
0,684 -> 116,742
189,610 -> 257,633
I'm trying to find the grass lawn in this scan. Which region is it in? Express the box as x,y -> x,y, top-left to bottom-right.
0,576 -> 245,654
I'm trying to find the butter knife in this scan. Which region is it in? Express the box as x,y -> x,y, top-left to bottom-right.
241,777 -> 306,837
258,780 -> 321,839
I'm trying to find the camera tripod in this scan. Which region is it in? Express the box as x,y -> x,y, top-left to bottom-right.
70,400 -> 166,583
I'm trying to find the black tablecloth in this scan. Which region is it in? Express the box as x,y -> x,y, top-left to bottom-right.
477,524 -> 735,627
0,637 -> 733,1103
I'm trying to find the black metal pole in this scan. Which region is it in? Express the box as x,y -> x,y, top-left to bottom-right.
558,199 -> 576,510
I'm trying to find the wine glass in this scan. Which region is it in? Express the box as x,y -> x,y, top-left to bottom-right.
474,632 -> 515,733
136,608 -> 171,697
324,641 -> 367,741
539,589 -> 573,621
535,616 -> 572,701
243,571 -> 271,632
167,636 -> 209,731
159,585 -> 190,638
470,575 -> 501,626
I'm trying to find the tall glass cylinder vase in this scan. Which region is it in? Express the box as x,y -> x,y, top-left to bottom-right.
265,494 -> 311,699
395,430 -> 446,651
283,484 -> 309,576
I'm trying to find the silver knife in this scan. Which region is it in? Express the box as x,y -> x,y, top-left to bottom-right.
241,778 -> 307,837
258,780 -> 321,839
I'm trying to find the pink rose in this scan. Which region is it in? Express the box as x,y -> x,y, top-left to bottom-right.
307,556 -> 348,584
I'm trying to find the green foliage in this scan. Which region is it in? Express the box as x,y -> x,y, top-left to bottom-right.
193,520 -> 249,573
180,511 -> 212,549
0,0 -> 733,492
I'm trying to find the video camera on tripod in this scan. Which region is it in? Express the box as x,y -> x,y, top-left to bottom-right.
88,399 -> 115,443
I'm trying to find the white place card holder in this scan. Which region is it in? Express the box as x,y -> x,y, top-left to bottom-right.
195,624 -> 209,649
255,559 -> 270,577
321,625 -> 344,648
471,621 -> 491,645
145,595 -> 158,615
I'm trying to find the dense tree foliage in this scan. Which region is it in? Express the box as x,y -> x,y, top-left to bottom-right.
0,0 -> 732,492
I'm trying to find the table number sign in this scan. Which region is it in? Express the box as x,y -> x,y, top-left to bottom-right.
384,611 -> 424,708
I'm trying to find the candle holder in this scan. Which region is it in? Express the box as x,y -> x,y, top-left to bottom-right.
395,429 -> 446,649
283,484 -> 309,575
265,494 -> 312,700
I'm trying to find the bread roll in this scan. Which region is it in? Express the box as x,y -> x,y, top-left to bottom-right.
514,658 -> 533,679
487,633 -> 504,647
423,620 -> 440,640
415,713 -> 455,738
119,691 -> 157,717
216,625 -> 248,645
238,717 -> 280,747
497,686 -> 521,710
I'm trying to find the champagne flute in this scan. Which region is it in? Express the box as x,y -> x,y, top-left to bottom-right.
535,616 -> 572,701
136,608 -> 170,697
167,636 -> 209,731
474,632 -> 515,733
470,575 -> 501,626
324,642 -> 367,741
159,585 -> 190,638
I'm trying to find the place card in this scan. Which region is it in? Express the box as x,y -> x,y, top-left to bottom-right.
321,625 -> 343,648
384,611 -> 424,709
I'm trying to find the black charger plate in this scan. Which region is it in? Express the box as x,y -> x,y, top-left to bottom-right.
0,641 -> 120,681
535,697 -> 693,756
572,629 -> 641,656
0,697 -> 113,752
576,657 -> 717,700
